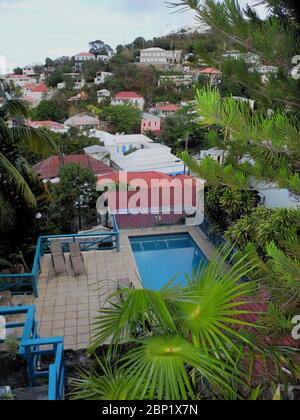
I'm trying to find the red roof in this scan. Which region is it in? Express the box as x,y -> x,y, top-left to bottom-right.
97,172 -> 197,212
199,67 -> 222,75
27,121 -> 66,130
7,74 -> 31,79
24,83 -> 48,93
24,83 -> 38,90
156,104 -> 180,112
33,155 -> 115,180
75,52 -> 95,57
31,84 -> 48,93
114,91 -> 144,100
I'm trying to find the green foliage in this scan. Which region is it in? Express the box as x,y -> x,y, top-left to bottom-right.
13,67 -> 23,75
5,336 -> 19,359
0,81 -> 56,236
259,303 -> 294,338
100,104 -> 142,134
31,99 -> 69,123
47,163 -> 97,233
74,249 -> 264,400
46,68 -> 64,88
205,185 -> 257,230
226,207 -> 300,251
160,105 -> 209,151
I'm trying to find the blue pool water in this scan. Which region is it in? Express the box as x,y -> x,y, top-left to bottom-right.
130,233 -> 207,290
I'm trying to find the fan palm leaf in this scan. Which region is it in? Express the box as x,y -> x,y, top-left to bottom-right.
122,335 -> 243,400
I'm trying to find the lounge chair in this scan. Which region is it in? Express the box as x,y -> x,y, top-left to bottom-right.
51,243 -> 66,275
69,243 -> 86,276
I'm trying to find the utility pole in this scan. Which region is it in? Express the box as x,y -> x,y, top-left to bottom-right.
184,130 -> 189,175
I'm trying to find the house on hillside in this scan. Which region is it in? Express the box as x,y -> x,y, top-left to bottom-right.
94,71 -> 113,85
250,180 -> 300,209
32,154 -> 115,183
26,120 -> 69,134
110,147 -> 185,175
74,52 -> 95,70
88,131 -> 154,155
158,74 -> 194,87
84,145 -> 111,164
97,89 -> 111,104
140,48 -> 183,67
5,73 -> 34,87
64,115 -> 99,130
141,113 -> 161,134
22,83 -> 48,107
111,91 -> 145,110
57,73 -> 86,90
249,65 -> 278,83
153,103 -> 180,118
198,67 -> 222,84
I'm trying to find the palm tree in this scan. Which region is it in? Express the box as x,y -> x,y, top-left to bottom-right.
0,79 -> 56,231
71,249 -> 266,400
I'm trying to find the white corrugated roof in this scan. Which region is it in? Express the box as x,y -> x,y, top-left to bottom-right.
111,148 -> 184,174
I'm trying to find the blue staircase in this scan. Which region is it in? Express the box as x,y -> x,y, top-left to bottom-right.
0,305 -> 65,400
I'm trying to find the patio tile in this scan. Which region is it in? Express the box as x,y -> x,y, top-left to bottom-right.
65,319 -> 77,328
53,312 -> 66,321
31,226 -> 214,351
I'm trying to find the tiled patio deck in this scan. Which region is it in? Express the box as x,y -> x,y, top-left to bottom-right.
21,226 -> 215,351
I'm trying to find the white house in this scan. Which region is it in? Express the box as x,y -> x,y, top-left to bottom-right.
23,65 -> 38,77
223,51 -> 260,65
153,103 -> 180,118
249,65 -> 278,83
74,52 -> 95,70
88,131 -> 154,155
158,74 -> 194,87
110,147 -> 185,175
249,180 -> 300,209
94,71 -> 113,85
97,89 -> 111,103
140,48 -> 183,66
111,91 -> 145,110
84,145 -> 111,164
65,115 -> 99,130
5,74 -> 34,87
198,148 -> 226,164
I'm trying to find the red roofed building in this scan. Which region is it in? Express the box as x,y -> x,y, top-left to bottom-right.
26,120 -> 69,133
111,91 -> 145,110
5,73 -> 32,87
97,171 -> 201,229
33,155 -> 115,183
23,83 -> 49,107
198,67 -> 222,84
74,52 -> 96,70
155,103 -> 180,118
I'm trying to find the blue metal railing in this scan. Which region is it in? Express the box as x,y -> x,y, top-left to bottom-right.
198,218 -> 250,283
0,216 -> 120,297
0,305 -> 65,401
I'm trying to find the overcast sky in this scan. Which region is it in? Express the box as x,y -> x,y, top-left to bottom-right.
0,0 -> 266,70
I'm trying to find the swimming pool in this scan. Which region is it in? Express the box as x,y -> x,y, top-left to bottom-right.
130,233 -> 207,290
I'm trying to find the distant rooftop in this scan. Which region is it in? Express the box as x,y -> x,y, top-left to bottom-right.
27,120 -> 67,130
75,52 -> 95,57
156,104 -> 180,112
33,155 -> 115,180
113,91 -> 144,99
65,115 -> 99,127
199,67 -> 222,75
